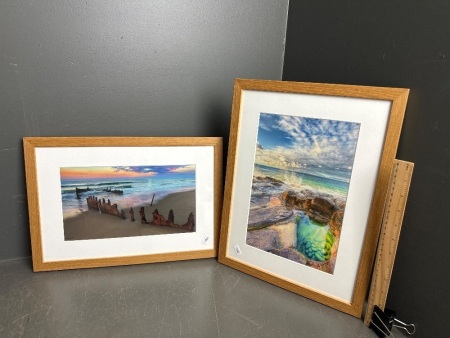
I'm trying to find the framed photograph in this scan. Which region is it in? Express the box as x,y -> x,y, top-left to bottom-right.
23,137 -> 222,271
218,79 -> 409,317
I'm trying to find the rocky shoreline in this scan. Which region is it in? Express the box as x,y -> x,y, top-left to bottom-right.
246,176 -> 346,274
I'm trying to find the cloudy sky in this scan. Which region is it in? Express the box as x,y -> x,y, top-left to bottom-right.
255,113 -> 360,170
60,165 -> 195,180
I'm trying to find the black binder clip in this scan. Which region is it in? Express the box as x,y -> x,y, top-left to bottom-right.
369,305 -> 416,337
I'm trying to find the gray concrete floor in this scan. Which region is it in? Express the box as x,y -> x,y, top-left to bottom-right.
0,258 -> 377,337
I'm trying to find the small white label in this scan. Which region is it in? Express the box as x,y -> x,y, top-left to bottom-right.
234,244 -> 242,255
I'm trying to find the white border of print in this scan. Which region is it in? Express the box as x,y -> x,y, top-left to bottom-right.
229,91 -> 389,303
36,146 -> 214,262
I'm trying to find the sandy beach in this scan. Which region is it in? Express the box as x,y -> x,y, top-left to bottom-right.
64,190 -> 196,241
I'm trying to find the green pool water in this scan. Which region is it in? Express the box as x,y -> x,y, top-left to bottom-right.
295,212 -> 335,262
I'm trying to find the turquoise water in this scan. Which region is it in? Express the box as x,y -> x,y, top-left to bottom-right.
295,212 -> 335,262
253,164 -> 350,198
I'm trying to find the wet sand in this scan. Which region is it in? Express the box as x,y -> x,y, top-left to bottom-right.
64,190 -> 195,241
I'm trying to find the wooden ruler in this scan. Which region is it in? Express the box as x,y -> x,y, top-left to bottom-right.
364,159 -> 414,326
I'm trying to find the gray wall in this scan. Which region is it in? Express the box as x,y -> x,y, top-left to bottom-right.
283,1 -> 449,336
0,1 -> 288,260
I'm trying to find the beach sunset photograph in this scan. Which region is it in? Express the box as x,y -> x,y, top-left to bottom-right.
246,112 -> 361,274
60,165 -> 196,241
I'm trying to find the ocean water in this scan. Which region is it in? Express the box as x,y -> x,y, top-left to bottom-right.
61,173 -> 195,219
253,164 -> 351,197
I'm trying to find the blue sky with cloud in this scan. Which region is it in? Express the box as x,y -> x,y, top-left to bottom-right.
112,165 -> 195,176
255,113 -> 361,170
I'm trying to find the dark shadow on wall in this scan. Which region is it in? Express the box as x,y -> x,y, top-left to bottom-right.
7,139 -> 32,260
282,1 -> 450,336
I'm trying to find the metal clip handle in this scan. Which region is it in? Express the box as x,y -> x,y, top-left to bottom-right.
393,318 -> 416,335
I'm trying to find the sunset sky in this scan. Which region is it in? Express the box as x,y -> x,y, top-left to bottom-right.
255,113 -> 361,170
60,165 -> 195,181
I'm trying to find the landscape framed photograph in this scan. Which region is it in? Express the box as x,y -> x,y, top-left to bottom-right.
218,79 -> 409,317
24,137 -> 222,271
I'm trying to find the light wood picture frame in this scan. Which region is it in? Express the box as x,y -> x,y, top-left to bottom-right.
23,137 -> 222,271
218,79 -> 409,317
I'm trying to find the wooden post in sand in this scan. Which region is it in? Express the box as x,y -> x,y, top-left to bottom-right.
139,207 -> 147,224
129,207 -> 135,222
150,194 -> 155,206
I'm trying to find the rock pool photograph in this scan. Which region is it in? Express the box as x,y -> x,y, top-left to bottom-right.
246,113 -> 361,274
60,165 -> 196,241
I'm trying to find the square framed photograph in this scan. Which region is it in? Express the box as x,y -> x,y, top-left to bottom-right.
218,79 -> 409,317
23,137 -> 222,271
